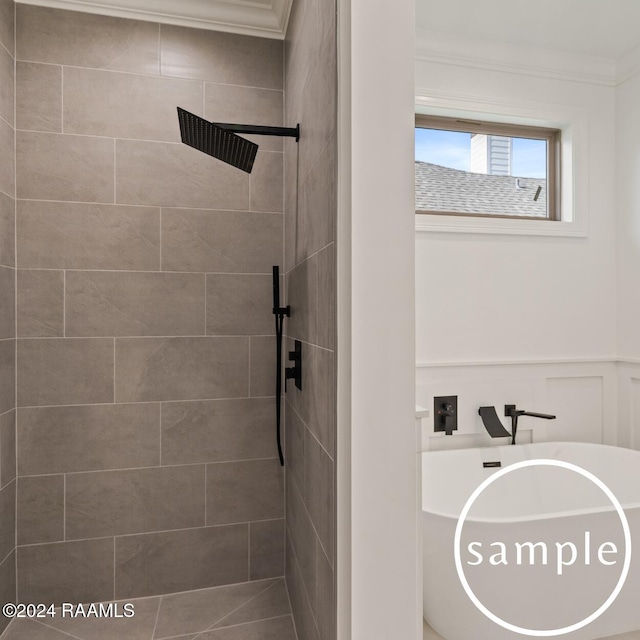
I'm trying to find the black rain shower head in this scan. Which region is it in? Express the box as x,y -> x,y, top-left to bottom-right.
177,107 -> 258,174
177,107 -> 301,174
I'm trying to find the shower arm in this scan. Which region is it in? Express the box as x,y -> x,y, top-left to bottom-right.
215,122 -> 300,142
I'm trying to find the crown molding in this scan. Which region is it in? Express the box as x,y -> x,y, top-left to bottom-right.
616,43 -> 640,84
15,0 -> 293,39
415,29 -> 617,87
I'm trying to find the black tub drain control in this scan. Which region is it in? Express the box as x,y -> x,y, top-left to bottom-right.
434,395 -> 457,435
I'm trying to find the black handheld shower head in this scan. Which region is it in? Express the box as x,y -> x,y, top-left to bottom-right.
177,107 -> 259,174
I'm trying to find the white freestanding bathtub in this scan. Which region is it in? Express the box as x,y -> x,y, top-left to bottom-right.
422,442 -> 640,639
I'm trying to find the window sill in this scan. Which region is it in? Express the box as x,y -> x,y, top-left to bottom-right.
415,213 -> 587,238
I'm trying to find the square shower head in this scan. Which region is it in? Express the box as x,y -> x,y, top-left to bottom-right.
177,107 -> 259,174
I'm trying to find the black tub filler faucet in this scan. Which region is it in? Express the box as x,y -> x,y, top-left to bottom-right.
478,404 -> 556,445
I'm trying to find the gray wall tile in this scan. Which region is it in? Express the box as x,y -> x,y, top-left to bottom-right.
285,402 -> 305,495
0,340 -> 15,414
16,5 -> 159,74
286,480 -> 316,609
317,243 -> 335,350
160,25 -> 282,89
250,519 -> 284,580
116,140 -> 248,209
249,336 -> 275,398
115,525 -> 248,598
17,474 -> 64,545
301,140 -> 335,258
161,398 -> 275,465
0,479 -> 15,560
0,0 -> 14,56
17,201 -> 160,271
18,403 -> 160,475
17,131 -> 114,202
200,616 -> 296,640
286,538 -> 320,640
161,208 -> 282,273
206,274 -> 272,336
16,62 -> 61,132
205,84 -> 283,152
0,266 -> 15,339
66,465 -> 205,539
0,552 -> 15,635
0,118 -> 14,198
251,152 -> 284,213
18,538 -> 114,605
0,191 -> 15,268
316,545 -> 335,640
206,459 -> 283,525
115,337 -> 248,402
0,40 -> 13,126
65,271 -> 205,337
64,67 -> 202,142
286,256 -> 318,344
0,410 -> 15,487
17,270 -> 64,337
17,338 -> 114,407
154,579 -> 277,638
304,431 -> 334,564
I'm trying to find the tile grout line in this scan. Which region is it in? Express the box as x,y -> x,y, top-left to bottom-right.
62,473 -> 66,541
151,593 -> 163,640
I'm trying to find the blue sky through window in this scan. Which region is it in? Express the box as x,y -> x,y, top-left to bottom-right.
415,128 -> 546,178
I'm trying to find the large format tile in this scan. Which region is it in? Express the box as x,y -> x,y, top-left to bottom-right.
161,208 -> 282,273
0,551 -> 15,637
153,579 -> 278,638
206,274 -> 272,336
0,191 -> 15,267
17,269 -> 64,337
16,62 -> 61,132
286,539 -> 320,640
17,131 -> 114,203
18,538 -> 114,605
0,620 -> 75,640
66,271 -> 205,337
17,338 -> 114,407
160,25 -> 282,89
66,465 -> 205,539
115,140 -> 249,209
64,67 -> 202,142
0,339 -> 15,414
286,255 -> 318,344
16,5 -> 159,74
115,524 -> 249,598
0,0 -> 14,56
115,337 -> 248,402
17,474 -> 64,545
193,616 -> 296,640
0,265 -> 15,339
249,519 -> 284,580
0,39 -> 13,126
0,118 -> 14,197
285,402 -> 305,495
161,398 -> 275,465
206,459 -> 283,525
43,596 -> 160,640
250,152 -> 284,213
0,410 -> 15,487
205,84 -> 283,152
304,430 -> 334,564
18,403 -> 160,475
249,336 -> 275,397
316,544 -> 335,640
17,201 -> 160,271
0,479 -> 15,561
317,243 -> 336,351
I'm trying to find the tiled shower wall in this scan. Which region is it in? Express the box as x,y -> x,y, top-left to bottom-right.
0,0 -> 16,634
283,0 -> 337,638
13,5 -> 286,603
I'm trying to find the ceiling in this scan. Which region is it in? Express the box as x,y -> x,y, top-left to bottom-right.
416,0 -> 640,60
16,0 -> 293,39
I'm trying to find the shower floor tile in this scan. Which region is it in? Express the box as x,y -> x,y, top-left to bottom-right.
1,579 -> 296,640
423,619 -> 640,640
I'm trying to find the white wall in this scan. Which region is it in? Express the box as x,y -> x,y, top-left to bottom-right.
343,0 -> 419,639
415,58 -> 617,365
